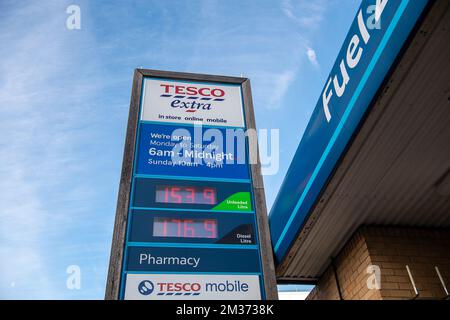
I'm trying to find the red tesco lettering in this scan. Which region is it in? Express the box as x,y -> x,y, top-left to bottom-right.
160,84 -> 224,97
157,282 -> 201,292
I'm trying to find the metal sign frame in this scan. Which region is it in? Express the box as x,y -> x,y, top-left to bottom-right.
105,69 -> 278,300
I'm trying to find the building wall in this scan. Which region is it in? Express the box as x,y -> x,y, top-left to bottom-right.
307,228 -> 381,300
307,227 -> 450,300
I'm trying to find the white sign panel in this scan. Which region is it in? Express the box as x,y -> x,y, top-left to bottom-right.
141,78 -> 245,127
124,274 -> 261,300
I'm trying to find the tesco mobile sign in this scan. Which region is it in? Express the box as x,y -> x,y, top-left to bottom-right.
124,274 -> 261,300
141,79 -> 245,128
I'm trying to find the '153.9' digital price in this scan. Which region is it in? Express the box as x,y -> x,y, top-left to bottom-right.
155,185 -> 217,205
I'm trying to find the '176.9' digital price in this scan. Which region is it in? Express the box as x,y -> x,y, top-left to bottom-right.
153,217 -> 218,239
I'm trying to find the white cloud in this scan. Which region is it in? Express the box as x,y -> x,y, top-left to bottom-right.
281,0 -> 328,68
282,0 -> 328,30
267,69 -> 298,109
282,0 -> 296,21
261,0 -> 330,108
0,1 -> 114,299
306,46 -> 319,68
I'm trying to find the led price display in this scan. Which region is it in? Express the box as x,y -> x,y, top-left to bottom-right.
155,185 -> 216,205
153,217 -> 218,239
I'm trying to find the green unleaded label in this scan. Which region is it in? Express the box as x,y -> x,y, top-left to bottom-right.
211,192 -> 252,212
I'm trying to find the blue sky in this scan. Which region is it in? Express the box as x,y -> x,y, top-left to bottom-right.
0,0 -> 360,299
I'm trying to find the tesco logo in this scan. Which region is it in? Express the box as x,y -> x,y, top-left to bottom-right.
159,83 -> 226,113
138,280 -> 202,296
158,282 -> 201,292
160,84 -> 225,98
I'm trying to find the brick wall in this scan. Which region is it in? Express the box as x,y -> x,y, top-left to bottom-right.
306,267 -> 341,300
307,228 -> 381,300
366,227 -> 450,300
307,227 -> 450,300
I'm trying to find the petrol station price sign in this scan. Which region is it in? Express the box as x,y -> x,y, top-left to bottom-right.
106,70 -> 277,300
